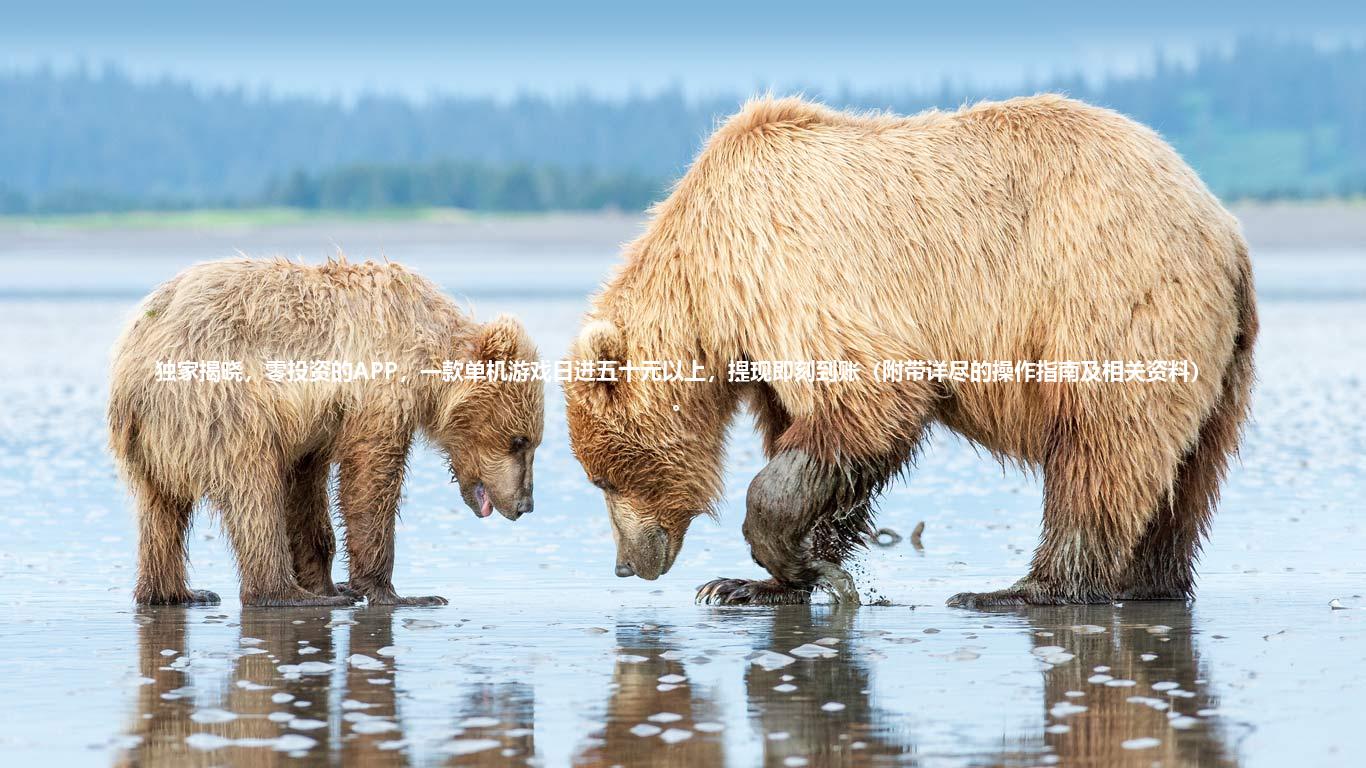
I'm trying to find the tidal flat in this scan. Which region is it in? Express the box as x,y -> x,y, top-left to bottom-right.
0,208 -> 1363,766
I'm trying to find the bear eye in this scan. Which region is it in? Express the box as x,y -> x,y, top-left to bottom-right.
510,436 -> 529,452
591,477 -> 615,492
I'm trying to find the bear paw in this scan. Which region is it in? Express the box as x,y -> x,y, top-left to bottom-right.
244,590 -> 359,608
136,588 -> 221,606
185,589 -> 222,606
947,579 -> 1093,608
335,581 -> 447,606
334,581 -> 364,599
696,578 -> 812,606
369,594 -> 449,607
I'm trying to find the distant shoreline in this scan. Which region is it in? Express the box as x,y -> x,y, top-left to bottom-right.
0,207 -> 549,230
0,202 -> 1363,252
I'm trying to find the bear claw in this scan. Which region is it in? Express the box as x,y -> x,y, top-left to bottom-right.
333,581 -> 447,606
245,591 -> 358,608
371,594 -> 449,607
696,578 -> 812,606
947,590 -> 1036,609
136,588 -> 222,606
947,579 -> 1090,608
334,581 -> 364,599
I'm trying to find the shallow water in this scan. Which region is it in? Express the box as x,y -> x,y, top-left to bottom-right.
1,219 -> 1363,766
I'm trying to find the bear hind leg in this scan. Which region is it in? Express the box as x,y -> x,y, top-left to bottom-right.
1116,496 -> 1202,601
1120,405 -> 1237,600
217,464 -> 354,608
132,468 -> 219,606
949,432 -> 1164,608
286,451 -> 344,597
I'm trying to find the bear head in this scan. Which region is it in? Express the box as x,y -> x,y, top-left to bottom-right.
564,318 -> 726,581
430,315 -> 544,521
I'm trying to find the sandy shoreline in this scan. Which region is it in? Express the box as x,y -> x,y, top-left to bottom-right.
0,203 -> 1362,256
1229,202 -> 1366,250
0,211 -> 645,265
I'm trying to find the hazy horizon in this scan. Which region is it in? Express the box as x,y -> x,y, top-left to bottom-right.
7,1 -> 1366,101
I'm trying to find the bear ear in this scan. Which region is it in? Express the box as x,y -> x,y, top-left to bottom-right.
576,318 -> 625,364
570,318 -> 625,407
471,315 -> 536,362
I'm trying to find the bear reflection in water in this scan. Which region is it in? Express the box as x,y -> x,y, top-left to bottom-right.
116,607 -> 536,767
572,619 -> 727,768
117,606 -> 363,767
1005,604 -> 1240,768
574,606 -> 913,767
117,604 -> 1238,766
737,606 -> 915,767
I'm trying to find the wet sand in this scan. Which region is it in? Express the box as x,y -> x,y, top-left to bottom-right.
0,208 -> 1363,765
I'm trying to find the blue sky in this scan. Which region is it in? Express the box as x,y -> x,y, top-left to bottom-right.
5,1 -> 1364,99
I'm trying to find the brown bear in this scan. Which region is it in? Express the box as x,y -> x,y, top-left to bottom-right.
564,95 -> 1257,607
109,257 -> 543,607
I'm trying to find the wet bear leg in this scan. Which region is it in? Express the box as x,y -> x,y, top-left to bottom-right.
1118,499 -> 1202,601
1120,420 -> 1228,600
219,461 -> 354,608
697,451 -> 865,605
337,435 -> 447,606
286,451 -> 343,597
949,431 -> 1162,607
132,468 -> 218,606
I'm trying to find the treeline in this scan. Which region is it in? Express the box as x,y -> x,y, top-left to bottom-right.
0,162 -> 665,214
2,37 -> 1365,213
262,162 -> 663,212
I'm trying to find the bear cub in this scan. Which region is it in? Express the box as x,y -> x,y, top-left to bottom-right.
108,257 -> 543,607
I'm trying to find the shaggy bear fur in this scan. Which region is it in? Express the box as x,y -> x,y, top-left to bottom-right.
110,258 -> 543,607
565,95 -> 1256,606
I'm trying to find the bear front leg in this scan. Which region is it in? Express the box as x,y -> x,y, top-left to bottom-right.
697,450 -> 861,606
338,435 -> 448,607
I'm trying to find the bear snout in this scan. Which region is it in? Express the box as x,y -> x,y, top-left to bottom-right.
615,524 -> 670,580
